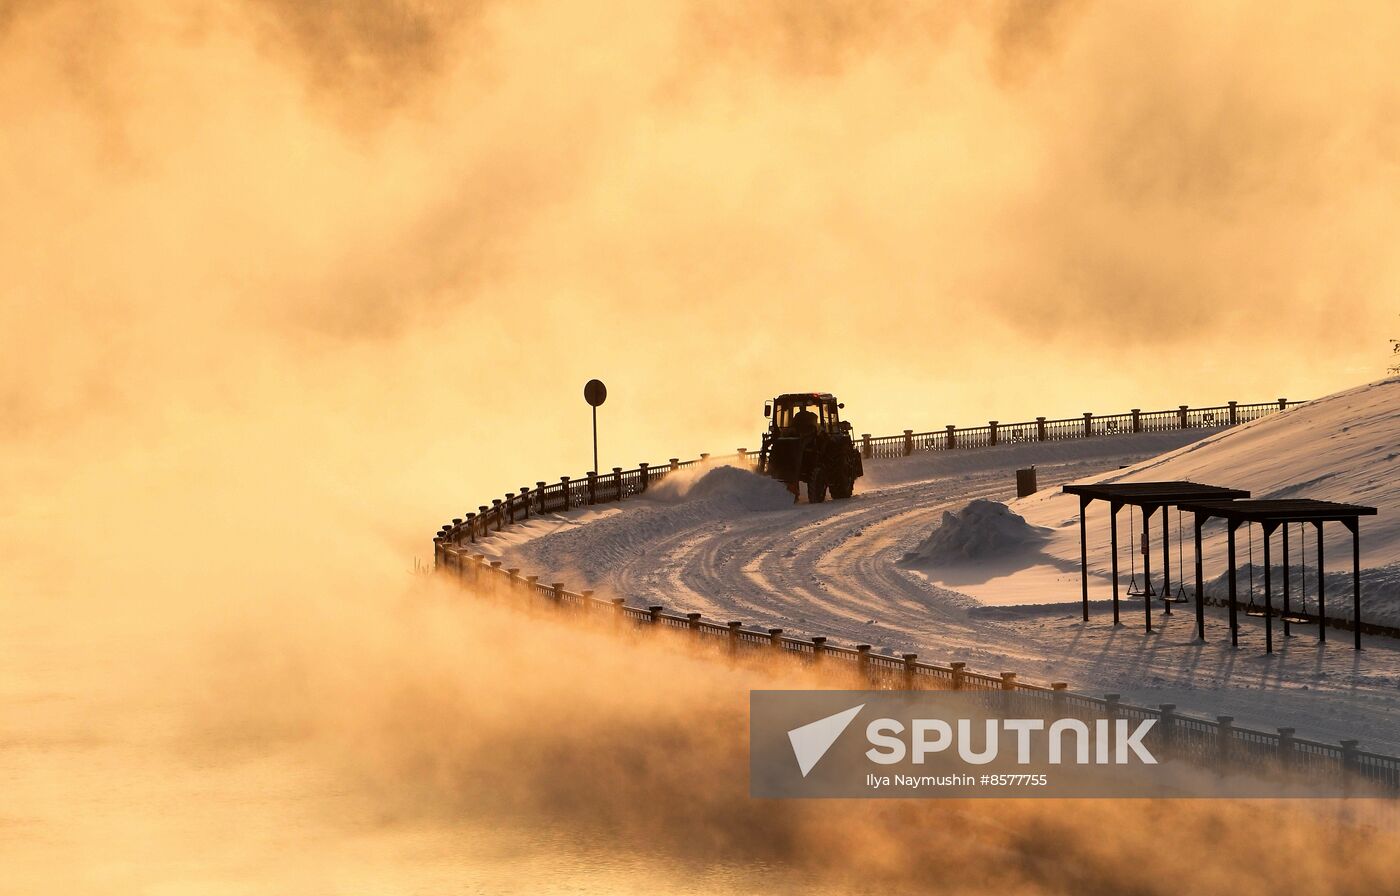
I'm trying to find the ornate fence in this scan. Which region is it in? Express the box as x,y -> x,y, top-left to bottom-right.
437,398 -> 1300,546
436,551 -> 1399,793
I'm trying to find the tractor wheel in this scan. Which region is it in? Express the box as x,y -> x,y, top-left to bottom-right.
830,477 -> 855,500
808,470 -> 828,504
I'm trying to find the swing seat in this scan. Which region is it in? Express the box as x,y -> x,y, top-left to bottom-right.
1281,614 -> 1314,625
1162,592 -> 1188,604
1244,605 -> 1268,618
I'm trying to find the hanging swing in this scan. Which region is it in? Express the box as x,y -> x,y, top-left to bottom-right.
1244,523 -> 1268,618
1282,521 -> 1314,625
1126,505 -> 1153,597
1164,506 -> 1189,603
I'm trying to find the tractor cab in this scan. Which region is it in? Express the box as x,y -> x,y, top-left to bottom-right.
758,392 -> 863,503
767,393 -> 847,437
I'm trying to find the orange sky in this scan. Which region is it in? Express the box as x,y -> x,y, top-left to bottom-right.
3,0 -> 1398,561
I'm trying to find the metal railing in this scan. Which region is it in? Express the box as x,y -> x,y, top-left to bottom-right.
436,551 -> 1399,793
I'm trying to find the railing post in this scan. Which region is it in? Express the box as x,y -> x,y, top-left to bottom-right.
769,628 -> 784,655
903,430 -> 913,456
1278,727 -> 1296,768
856,644 -> 872,679
700,453 -> 710,463
1178,405 -> 1189,428
648,605 -> 664,625
1278,397 -> 1288,411
861,434 -> 872,459
478,507 -> 489,538
1217,716 -> 1234,764
727,621 -> 742,655
580,590 -> 593,614
945,425 -> 956,449
902,653 -> 918,689
687,612 -> 702,631
505,492 -> 516,524
637,463 -> 648,492
508,569 -> 524,611
586,471 -> 597,505
950,661 -> 966,690
1083,412 -> 1093,438
610,597 -> 625,630
465,512 -> 477,543
1159,704 -> 1177,754
1036,417 -> 1046,441
1228,401 -> 1238,425
1131,409 -> 1141,433
492,499 -> 503,531
1104,693 -> 1121,721
1000,672 -> 1017,691
611,467 -> 623,501
1341,739 -> 1360,779
811,636 -> 827,665
737,448 -> 747,464
988,421 -> 999,447
450,519 -> 462,543
519,486 -> 530,519
535,481 -> 547,513
558,477 -> 570,510
669,458 -> 679,473
1051,682 -> 1068,716
551,583 -> 565,608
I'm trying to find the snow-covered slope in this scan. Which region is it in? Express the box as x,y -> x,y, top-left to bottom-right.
1010,378 -> 1399,621
1016,376 -> 1400,566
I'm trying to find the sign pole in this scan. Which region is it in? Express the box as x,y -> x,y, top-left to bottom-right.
583,379 -> 608,474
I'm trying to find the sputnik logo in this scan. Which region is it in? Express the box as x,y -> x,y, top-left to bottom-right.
787,704 -> 865,776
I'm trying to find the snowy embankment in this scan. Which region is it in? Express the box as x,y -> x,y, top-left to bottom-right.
969,377 -> 1400,624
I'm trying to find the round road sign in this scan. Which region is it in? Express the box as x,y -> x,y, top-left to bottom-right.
584,379 -> 607,407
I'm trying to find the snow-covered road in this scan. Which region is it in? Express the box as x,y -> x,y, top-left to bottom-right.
490,431 -> 1400,754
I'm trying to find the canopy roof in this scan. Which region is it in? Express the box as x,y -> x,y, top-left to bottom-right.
1178,498 -> 1378,523
1062,481 -> 1250,506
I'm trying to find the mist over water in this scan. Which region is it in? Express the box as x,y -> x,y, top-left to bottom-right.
3,1 -> 1400,891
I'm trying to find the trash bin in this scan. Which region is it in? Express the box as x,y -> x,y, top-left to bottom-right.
1015,466 -> 1038,498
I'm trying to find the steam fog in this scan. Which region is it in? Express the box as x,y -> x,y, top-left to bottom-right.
3,1 -> 1400,892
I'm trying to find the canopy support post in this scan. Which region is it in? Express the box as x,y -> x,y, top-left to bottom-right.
1079,495 -> 1090,622
1194,513 -> 1205,642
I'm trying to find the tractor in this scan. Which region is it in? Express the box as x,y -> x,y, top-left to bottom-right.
756,392 -> 863,503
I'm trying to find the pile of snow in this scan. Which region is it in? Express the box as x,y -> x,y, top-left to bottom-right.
901,499 -> 1050,566
646,464 -> 795,511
